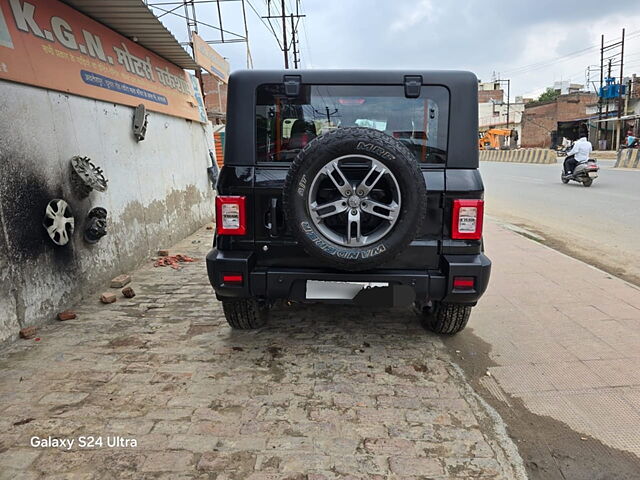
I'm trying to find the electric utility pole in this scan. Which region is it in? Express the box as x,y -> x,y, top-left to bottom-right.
290,14 -> 299,69
263,0 -> 305,69
618,28 -> 625,139
280,0 -> 288,68
598,29 -> 625,149
494,78 -> 511,129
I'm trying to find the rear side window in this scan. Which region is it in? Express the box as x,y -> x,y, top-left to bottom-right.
255,84 -> 449,164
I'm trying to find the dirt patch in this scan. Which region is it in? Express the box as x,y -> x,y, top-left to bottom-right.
186,324 -> 216,337
107,336 -> 147,348
266,345 -> 283,358
443,331 -> 640,480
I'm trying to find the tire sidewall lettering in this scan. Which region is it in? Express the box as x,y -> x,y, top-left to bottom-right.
355,141 -> 395,162
297,174 -> 307,197
300,221 -> 387,259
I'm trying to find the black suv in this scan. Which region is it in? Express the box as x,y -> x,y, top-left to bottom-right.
207,70 -> 491,334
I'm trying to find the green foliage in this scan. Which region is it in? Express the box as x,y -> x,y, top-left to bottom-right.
537,87 -> 561,103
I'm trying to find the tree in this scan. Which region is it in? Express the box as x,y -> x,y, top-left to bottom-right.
537,87 -> 560,103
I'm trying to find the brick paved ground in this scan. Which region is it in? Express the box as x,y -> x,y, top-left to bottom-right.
0,228 -> 524,479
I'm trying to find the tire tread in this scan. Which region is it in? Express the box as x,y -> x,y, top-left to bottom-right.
222,298 -> 268,329
422,303 -> 472,335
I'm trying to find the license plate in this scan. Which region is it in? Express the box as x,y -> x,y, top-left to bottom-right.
306,280 -> 388,300
588,172 -> 598,178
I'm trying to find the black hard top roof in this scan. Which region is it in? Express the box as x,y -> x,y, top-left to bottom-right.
230,69 -> 477,84
225,69 -> 479,169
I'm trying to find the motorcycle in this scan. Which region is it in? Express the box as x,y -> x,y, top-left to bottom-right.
561,157 -> 599,187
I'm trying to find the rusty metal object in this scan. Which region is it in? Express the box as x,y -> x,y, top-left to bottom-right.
133,104 -> 148,141
70,156 -> 108,197
42,199 -> 74,246
84,207 -> 107,244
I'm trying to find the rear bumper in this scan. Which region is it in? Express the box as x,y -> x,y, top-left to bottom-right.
207,249 -> 491,306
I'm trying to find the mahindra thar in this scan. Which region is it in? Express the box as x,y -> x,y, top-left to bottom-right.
207,70 -> 491,334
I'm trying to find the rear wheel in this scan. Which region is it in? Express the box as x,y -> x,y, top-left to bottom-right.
221,298 -> 269,329
416,302 -> 472,334
583,179 -> 593,187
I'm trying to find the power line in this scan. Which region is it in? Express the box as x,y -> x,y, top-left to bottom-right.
503,46 -> 597,75
290,0 -> 302,68
149,3 -> 245,39
246,0 -> 284,49
298,0 -> 312,67
501,29 -> 640,77
241,0 -> 253,68
264,0 -> 281,16
148,0 -> 255,121
261,0 -> 305,69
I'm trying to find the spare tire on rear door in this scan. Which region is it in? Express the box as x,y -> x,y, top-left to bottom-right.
283,127 -> 427,271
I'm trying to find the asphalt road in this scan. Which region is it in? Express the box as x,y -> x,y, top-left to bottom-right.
480,159 -> 640,285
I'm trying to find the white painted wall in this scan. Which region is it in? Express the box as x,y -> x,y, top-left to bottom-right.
0,80 -> 215,343
478,102 -> 524,129
478,102 -> 525,147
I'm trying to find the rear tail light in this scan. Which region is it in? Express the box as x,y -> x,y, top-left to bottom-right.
452,199 -> 484,240
216,196 -> 246,235
453,276 -> 475,290
222,274 -> 243,284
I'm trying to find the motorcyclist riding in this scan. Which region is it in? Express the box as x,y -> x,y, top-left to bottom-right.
564,134 -> 592,174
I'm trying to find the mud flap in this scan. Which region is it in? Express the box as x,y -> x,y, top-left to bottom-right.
353,284 -> 415,308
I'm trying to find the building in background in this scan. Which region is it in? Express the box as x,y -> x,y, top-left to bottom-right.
202,73 -> 228,122
191,32 -> 229,123
478,80 -> 525,148
553,81 -> 584,95
521,92 -> 597,148
589,73 -> 640,149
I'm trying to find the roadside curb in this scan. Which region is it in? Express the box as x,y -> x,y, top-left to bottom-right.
446,361 -> 528,480
488,217 -> 640,290
480,148 -> 556,164
614,149 -> 640,168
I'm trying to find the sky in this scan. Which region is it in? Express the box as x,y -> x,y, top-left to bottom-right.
149,0 -> 640,100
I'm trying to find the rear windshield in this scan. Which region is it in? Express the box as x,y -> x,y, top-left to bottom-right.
255,84 -> 449,164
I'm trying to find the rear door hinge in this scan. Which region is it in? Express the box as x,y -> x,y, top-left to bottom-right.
283,75 -> 302,97
404,75 -> 422,98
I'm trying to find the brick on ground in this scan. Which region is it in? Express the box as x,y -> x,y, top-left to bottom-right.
110,274 -> 131,288
57,310 -> 77,321
100,292 -> 117,304
19,326 -> 37,339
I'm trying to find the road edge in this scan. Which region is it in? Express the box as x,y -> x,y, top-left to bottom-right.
487,216 -> 640,289
444,357 -> 528,479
